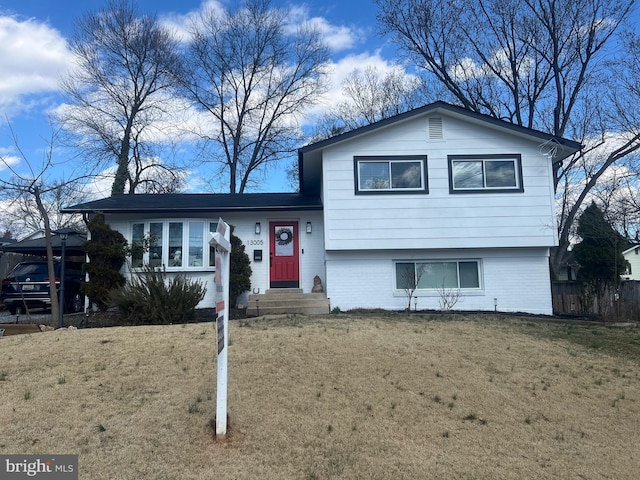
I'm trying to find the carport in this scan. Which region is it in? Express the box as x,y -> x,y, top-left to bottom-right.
0,230 -> 87,319
0,229 -> 86,288
0,229 -> 86,258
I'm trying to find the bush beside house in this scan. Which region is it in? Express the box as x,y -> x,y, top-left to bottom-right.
81,214 -> 127,311
230,226 -> 252,309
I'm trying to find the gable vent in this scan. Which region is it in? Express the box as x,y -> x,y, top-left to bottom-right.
428,117 -> 443,140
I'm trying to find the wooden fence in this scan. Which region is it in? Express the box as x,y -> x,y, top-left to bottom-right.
552,280 -> 640,322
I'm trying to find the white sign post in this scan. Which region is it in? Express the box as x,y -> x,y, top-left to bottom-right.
209,218 -> 231,437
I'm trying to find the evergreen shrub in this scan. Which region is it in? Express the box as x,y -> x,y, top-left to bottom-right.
81,213 -> 127,310
229,226 -> 252,308
110,265 -> 206,324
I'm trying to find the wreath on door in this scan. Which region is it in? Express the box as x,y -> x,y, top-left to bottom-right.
275,227 -> 293,246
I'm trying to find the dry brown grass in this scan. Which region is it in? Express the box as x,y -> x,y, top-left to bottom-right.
1,313 -> 639,479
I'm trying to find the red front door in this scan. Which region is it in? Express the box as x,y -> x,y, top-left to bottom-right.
270,222 -> 299,288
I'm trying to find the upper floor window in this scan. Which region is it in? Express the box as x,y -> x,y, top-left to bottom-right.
131,220 -> 217,270
448,154 -> 523,193
355,155 -> 428,194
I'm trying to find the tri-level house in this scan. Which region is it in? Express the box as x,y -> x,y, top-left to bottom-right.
64,102 -> 582,316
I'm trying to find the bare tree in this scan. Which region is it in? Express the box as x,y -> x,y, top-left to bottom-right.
178,0 -> 330,193
591,165 -> 640,240
282,66 -> 431,191
435,284 -> 462,312
134,168 -> 186,194
59,0 -> 183,195
0,124 -> 85,326
309,66 -> 432,145
377,0 -> 631,140
397,262 -> 426,312
377,0 -> 640,276
0,181 -> 87,238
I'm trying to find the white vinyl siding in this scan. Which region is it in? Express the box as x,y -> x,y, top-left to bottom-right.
321,113 -> 557,251
622,246 -> 640,280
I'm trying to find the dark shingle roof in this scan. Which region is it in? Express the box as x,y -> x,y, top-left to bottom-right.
0,231 -> 86,256
62,193 -> 322,214
299,101 -> 583,156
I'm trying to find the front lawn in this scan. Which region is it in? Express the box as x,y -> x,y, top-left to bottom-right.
1,313 -> 639,479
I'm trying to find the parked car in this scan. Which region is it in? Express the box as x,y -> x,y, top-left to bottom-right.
1,260 -> 85,315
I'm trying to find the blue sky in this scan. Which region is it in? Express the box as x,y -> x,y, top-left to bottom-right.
0,0 -> 402,196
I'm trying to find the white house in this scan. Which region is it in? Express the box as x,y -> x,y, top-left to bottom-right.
622,245 -> 640,281
63,102 -> 581,315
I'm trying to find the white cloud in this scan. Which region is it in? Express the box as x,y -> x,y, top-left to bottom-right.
0,147 -> 20,173
448,57 -> 489,82
302,51 -> 416,123
0,15 -> 73,114
54,91 -> 211,149
158,0 -> 226,43
161,1 -> 362,53
285,5 -> 361,52
155,1 -> 380,138
305,16 -> 361,52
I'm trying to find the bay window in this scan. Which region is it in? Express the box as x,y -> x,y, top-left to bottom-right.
168,223 -> 183,267
130,220 -> 218,270
188,221 -> 204,267
149,222 -> 163,268
131,223 -> 145,268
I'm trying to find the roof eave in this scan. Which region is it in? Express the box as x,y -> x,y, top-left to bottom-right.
298,101 -> 583,157
62,204 -> 324,215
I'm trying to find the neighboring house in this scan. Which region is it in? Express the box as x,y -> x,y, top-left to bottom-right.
0,237 -> 16,247
63,101 -> 581,315
18,229 -> 46,241
622,245 -> 640,281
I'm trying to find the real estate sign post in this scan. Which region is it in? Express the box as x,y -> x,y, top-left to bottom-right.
209,218 -> 231,437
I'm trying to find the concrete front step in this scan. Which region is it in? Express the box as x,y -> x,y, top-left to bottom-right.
247,289 -> 330,315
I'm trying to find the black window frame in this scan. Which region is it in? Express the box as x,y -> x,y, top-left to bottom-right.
448,154 -> 524,194
354,155 -> 428,195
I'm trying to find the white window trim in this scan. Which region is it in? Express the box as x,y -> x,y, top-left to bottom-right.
130,219 -> 218,271
393,259 -> 484,296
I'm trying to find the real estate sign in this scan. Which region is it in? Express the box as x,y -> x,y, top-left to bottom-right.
209,218 -> 231,437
